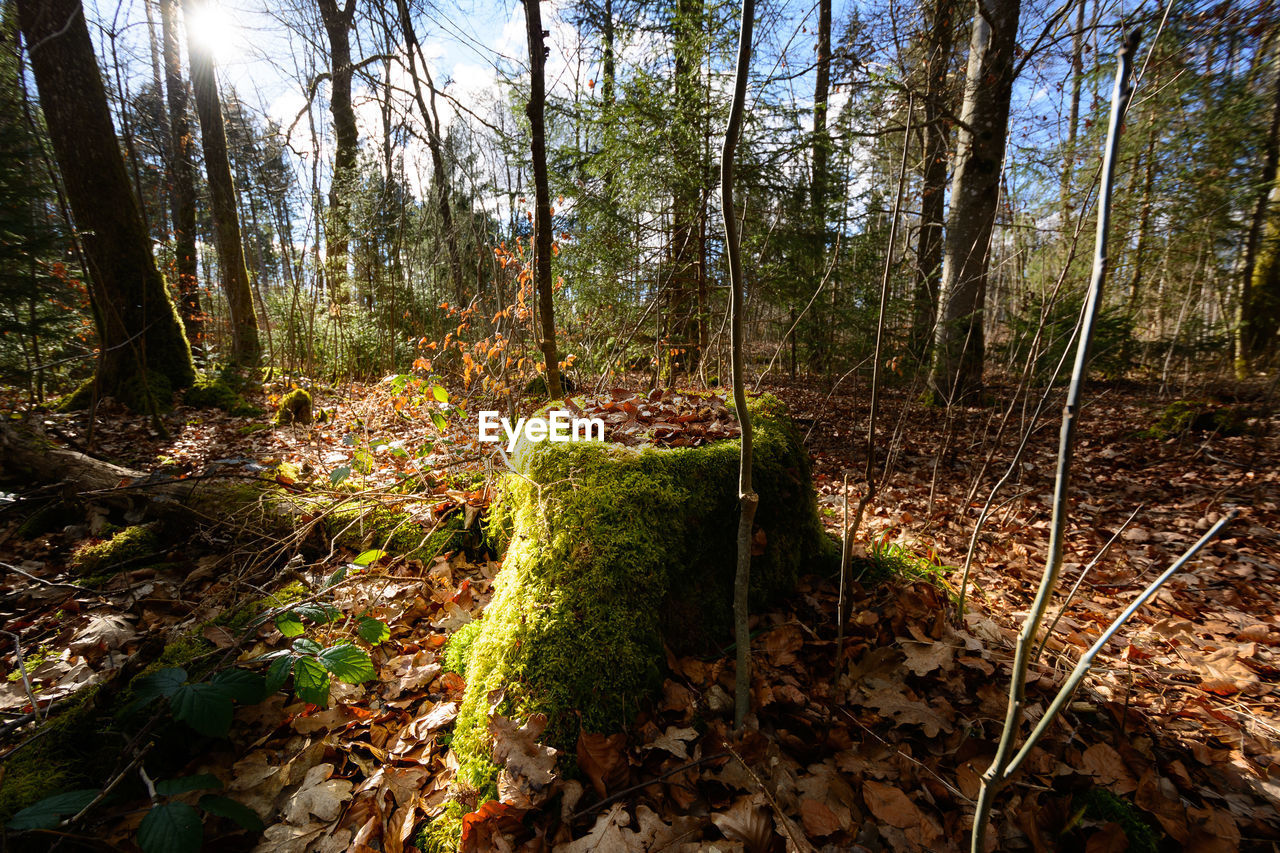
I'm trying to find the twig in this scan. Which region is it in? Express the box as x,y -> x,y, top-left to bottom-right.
2,630 -> 41,722
1,561 -> 87,592
972,31 -> 1140,852
1033,504 -> 1143,661
567,751 -> 729,822
727,746 -> 818,853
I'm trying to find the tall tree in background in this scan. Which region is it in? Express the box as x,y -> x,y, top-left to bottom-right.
160,0 -> 202,351
317,0 -> 357,300
184,0 -> 259,366
1236,58 -> 1280,374
910,0 -> 957,361
16,0 -> 194,403
928,0 -> 1022,404
669,0 -> 707,373
524,0 -> 562,398
394,0 -> 464,303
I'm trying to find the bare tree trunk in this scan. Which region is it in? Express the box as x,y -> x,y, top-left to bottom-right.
927,0 -> 1022,405
1059,0 -> 1086,217
159,0 -> 202,352
670,0 -> 705,373
17,0 -> 194,401
394,0 -> 464,303
184,0 -> 259,366
317,0 -> 357,302
524,0 -> 562,398
723,0 -> 757,732
911,0 -> 956,361
1236,58 -> 1280,373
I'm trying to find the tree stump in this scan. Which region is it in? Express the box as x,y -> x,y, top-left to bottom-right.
448,394 -> 835,796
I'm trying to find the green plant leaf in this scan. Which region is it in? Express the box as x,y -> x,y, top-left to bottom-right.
329,465 -> 351,485
295,603 -> 340,625
169,682 -> 234,737
323,566 -> 347,589
133,667 -> 187,702
211,669 -> 266,704
198,794 -> 265,831
293,656 -> 330,706
431,385 -> 448,403
275,612 -> 305,638
155,774 -> 222,796
356,616 -> 390,645
265,654 -> 294,695
292,637 -> 323,656
430,410 -> 448,432
138,802 -> 202,853
352,549 -> 385,567
8,789 -> 99,830
318,643 -> 377,684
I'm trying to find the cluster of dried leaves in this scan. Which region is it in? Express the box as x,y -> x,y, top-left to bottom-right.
2,378 -> 1277,852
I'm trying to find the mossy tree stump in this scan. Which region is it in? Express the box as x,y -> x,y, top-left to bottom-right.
450,395 -> 834,794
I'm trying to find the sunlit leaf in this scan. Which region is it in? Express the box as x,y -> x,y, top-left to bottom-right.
318,643 -> 377,684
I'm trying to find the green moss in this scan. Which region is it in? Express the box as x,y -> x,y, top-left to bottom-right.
0,686 -> 108,826
68,524 -> 161,576
118,370 -> 174,414
450,394 -> 833,794
1142,400 -> 1257,440
326,502 -> 468,558
185,370 -> 263,417
212,580 -> 310,635
444,619 -> 483,677
274,388 -> 313,426
415,804 -> 465,853
1079,788 -> 1160,853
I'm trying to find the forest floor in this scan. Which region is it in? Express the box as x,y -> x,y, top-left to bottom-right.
1,374 -> 1278,852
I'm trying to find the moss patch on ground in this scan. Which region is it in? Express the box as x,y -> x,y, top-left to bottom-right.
325,502 -> 470,559
1142,399 -> 1258,440
449,393 -> 834,797
184,369 -> 263,417
68,524 -> 161,577
274,388 -> 313,425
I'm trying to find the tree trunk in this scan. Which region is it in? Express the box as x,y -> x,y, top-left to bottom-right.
184,0 -> 260,367
911,0 -> 956,361
1236,60 -> 1280,373
16,0 -> 194,403
317,0 -> 357,302
1059,0 -> 1086,218
393,0 -> 464,304
669,0 -> 705,373
159,0 -> 202,352
927,0 -> 1022,405
524,0 -> 562,398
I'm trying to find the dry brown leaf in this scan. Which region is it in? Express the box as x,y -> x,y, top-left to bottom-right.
642,725 -> 698,760
489,713 -> 558,807
899,639 -> 955,676
1084,823 -> 1130,853
281,762 -> 353,824
558,803 -> 640,853
577,730 -> 629,798
1080,743 -> 1137,794
854,677 -> 953,737
799,798 -> 841,837
862,779 -> 941,846
711,794 -> 774,853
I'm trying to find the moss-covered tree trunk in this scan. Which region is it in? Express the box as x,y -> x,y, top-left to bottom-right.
446,396 -> 834,799
17,0 -> 195,404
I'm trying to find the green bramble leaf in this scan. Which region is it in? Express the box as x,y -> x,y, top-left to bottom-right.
293,656 -> 330,706
169,682 -> 233,737
352,549 -> 385,567
329,465 -> 351,485
356,616 -> 390,645
265,654 -> 294,695
198,794 -> 264,832
8,789 -> 99,831
318,643 -> 377,684
133,667 -> 187,702
155,774 -> 222,796
210,669 -> 265,704
138,802 -> 202,853
431,385 -> 449,403
292,637 -> 323,656
275,612 -> 305,638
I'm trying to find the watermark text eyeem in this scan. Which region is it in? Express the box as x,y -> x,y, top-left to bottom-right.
478,410 -> 606,453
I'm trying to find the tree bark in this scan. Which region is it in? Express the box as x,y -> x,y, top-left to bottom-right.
524,0 -> 563,398
911,0 -> 957,361
16,0 -> 194,401
317,0 -> 357,302
159,0 -> 202,352
927,0 -> 1022,404
394,0 -> 464,304
669,0 -> 706,374
1236,59 -> 1280,373
184,0 -> 260,367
